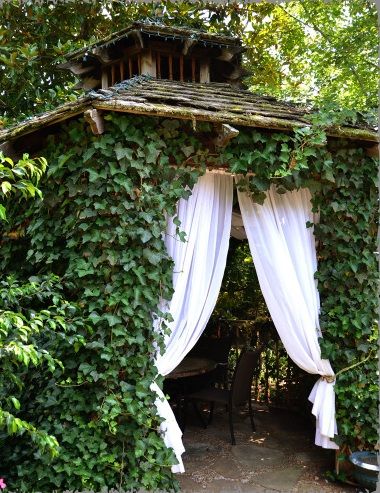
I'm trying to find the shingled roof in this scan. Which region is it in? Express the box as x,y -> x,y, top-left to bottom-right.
63,20 -> 243,63
0,76 -> 377,144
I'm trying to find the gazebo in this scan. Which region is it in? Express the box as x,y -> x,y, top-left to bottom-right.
0,20 -> 378,492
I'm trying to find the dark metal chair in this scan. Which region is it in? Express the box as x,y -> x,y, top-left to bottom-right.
188,334 -> 233,388
186,349 -> 261,445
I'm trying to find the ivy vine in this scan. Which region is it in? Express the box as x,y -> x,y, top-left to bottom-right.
0,111 -> 377,491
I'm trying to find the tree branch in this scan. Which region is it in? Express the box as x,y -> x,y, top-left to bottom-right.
277,2 -> 369,92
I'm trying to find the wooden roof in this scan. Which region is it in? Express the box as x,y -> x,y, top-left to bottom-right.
1,76 -> 378,144
63,21 -> 243,63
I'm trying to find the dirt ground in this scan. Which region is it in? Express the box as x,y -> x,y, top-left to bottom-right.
177,403 -> 367,493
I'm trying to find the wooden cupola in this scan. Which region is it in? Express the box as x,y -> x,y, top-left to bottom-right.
58,21 -> 247,90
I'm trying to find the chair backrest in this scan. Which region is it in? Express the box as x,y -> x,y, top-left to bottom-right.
230,349 -> 261,407
189,335 -> 233,365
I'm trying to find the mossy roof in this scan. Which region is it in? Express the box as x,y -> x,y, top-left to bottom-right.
0,76 -> 378,144
64,21 -> 242,63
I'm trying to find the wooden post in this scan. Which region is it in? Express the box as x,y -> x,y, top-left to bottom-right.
140,49 -> 156,77
120,61 -> 125,81
179,55 -> 184,81
111,64 -> 116,86
157,52 -> 161,79
101,69 -> 108,89
200,59 -> 210,83
169,54 -> 173,80
128,58 -> 133,78
191,57 -> 196,82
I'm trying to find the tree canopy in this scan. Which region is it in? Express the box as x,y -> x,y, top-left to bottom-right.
0,0 -> 377,126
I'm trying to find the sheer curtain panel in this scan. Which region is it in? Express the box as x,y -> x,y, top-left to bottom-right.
237,182 -> 338,449
152,172 -> 233,472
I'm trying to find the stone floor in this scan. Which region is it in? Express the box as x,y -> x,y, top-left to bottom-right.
177,403 -> 363,493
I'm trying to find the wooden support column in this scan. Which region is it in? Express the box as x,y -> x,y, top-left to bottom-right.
140,49 -> 156,77
111,64 -> 116,86
179,55 -> 184,81
101,69 -> 108,89
200,59 -> 210,83
168,54 -> 173,80
156,53 -> 161,79
191,57 -> 196,82
128,58 -> 133,78
120,61 -> 125,81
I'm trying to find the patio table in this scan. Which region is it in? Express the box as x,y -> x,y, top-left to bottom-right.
166,357 -> 217,379
165,357 -> 217,430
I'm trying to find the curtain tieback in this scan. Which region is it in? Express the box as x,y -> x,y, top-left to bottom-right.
321,375 -> 336,383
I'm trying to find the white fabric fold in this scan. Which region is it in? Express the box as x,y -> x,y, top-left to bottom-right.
237,182 -> 338,449
153,172 -> 234,472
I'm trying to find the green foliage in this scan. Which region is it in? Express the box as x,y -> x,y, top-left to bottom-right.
0,152 -> 46,221
243,0 -> 378,111
211,240 -> 269,323
0,275 -> 84,458
0,114 -> 203,492
0,109 -> 377,490
0,0 -> 377,125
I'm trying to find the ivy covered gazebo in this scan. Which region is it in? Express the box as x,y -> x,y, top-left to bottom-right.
0,21 -> 378,492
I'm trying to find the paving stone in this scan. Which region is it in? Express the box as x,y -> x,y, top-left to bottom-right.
178,476 -> 206,492
253,466 -> 304,492
294,480 -> 357,493
206,479 -> 279,492
179,403 -> 352,493
232,444 -> 287,470
212,457 -> 244,479
184,441 -> 217,454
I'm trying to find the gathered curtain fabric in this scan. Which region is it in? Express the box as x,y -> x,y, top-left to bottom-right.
152,172 -> 234,472
237,182 -> 338,449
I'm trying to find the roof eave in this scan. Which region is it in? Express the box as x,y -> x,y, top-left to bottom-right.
0,98 -> 378,145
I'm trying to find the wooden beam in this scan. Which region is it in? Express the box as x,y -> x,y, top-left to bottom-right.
0,140 -> 18,160
213,123 -> 239,147
132,30 -> 144,49
84,109 -> 105,135
216,46 -> 244,62
80,77 -> 101,90
92,99 -> 379,142
57,61 -> 95,75
365,144 -> 379,158
182,38 -> 196,56
92,47 -> 113,63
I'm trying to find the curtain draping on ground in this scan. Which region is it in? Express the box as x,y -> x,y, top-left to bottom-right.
152,172 -> 234,472
237,182 -> 338,449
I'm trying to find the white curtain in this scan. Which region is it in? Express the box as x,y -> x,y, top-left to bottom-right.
237,182 -> 338,449
152,172 -> 233,472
